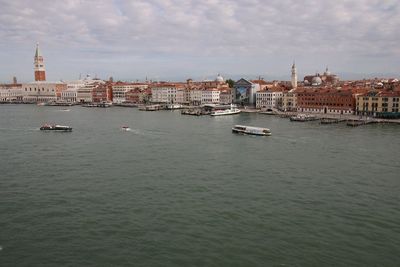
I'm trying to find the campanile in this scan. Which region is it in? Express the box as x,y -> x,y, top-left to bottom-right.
34,43 -> 46,81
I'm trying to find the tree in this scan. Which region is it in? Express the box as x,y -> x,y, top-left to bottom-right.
226,78 -> 235,88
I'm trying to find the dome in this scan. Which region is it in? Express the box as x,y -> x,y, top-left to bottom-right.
216,74 -> 224,82
311,76 -> 322,86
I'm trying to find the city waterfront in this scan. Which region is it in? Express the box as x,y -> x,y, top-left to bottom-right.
1,104 -> 399,266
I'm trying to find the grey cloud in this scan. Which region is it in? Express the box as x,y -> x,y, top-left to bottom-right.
0,0 -> 399,82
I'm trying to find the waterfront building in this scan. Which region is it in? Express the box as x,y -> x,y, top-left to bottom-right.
296,87 -> 355,114
291,62 -> 297,89
0,88 -> 23,102
356,91 -> 400,118
125,88 -> 151,103
92,83 -> 113,103
112,82 -> 147,103
34,43 -> 46,81
150,83 -> 185,104
77,82 -> 102,103
188,88 -> 202,105
233,78 -> 261,106
256,89 -> 284,109
219,88 -> 232,104
21,82 -> 66,102
201,89 -> 220,104
61,88 -> 77,103
282,90 -> 297,112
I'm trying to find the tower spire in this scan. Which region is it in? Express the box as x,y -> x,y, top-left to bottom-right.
34,43 -> 46,81
291,61 -> 297,89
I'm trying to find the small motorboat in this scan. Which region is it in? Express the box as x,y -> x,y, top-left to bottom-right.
40,124 -> 72,132
121,125 -> 131,131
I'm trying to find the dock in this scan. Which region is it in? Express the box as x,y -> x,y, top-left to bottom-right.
320,118 -> 346,124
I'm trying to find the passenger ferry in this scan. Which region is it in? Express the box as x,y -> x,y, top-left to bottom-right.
210,104 -> 241,116
232,125 -> 271,136
40,124 -> 72,132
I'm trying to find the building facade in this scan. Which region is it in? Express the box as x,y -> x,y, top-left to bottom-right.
21,82 -> 66,102
296,87 -> 355,114
233,78 -> 260,106
256,90 -> 284,109
356,91 -> 400,118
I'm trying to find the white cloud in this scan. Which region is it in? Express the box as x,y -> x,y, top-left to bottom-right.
0,0 -> 399,81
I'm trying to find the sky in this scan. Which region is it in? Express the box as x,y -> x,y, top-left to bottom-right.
0,0 -> 399,83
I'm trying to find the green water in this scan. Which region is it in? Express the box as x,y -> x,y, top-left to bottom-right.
0,105 -> 399,266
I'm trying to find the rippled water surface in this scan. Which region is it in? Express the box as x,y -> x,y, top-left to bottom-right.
1,105 -> 399,266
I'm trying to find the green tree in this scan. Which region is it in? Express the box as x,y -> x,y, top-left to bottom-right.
226,78 -> 235,88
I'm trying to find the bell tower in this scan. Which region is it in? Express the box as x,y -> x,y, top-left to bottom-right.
291,62 -> 297,89
34,43 -> 46,81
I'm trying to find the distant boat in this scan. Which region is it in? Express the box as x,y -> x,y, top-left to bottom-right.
210,104 -> 241,116
290,114 -> 317,122
167,104 -> 183,110
121,125 -> 131,131
232,125 -> 271,136
40,124 -> 72,132
37,102 -> 47,106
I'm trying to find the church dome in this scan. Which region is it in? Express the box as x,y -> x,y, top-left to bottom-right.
216,74 -> 224,82
311,76 -> 322,86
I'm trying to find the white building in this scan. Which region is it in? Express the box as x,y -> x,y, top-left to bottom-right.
256,90 -> 284,109
188,89 -> 202,105
21,82 -> 66,102
0,88 -> 23,101
151,84 -> 185,104
112,83 -> 138,103
201,89 -> 220,104
61,89 -> 78,103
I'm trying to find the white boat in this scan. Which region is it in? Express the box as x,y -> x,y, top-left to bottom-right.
290,114 -> 317,122
232,125 -> 271,136
40,124 -> 72,132
121,125 -> 131,131
210,104 -> 241,116
167,104 -> 183,110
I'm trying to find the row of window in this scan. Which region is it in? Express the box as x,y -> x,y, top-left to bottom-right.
24,88 -> 54,92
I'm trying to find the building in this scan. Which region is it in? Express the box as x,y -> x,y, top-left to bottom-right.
296,87 -> 355,114
219,88 -> 232,104
21,82 -> 66,102
256,89 -> 284,109
356,91 -> 400,118
61,88 -> 77,103
112,82 -> 148,103
0,87 -> 23,102
282,90 -> 297,112
125,88 -> 151,104
201,89 -> 220,104
34,43 -> 46,81
304,67 -> 339,86
150,83 -> 185,104
232,78 -> 261,106
92,83 -> 113,103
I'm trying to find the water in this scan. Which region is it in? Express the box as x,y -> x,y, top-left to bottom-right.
0,105 -> 399,266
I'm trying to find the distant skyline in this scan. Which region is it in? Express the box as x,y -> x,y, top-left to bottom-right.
0,0 -> 399,83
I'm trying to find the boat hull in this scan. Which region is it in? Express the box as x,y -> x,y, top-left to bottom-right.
40,125 -> 72,132
210,110 -> 241,116
232,129 -> 271,136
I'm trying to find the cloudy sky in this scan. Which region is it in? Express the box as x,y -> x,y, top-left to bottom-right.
0,0 -> 399,82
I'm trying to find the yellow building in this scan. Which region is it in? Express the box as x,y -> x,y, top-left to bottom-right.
356,91 -> 400,118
